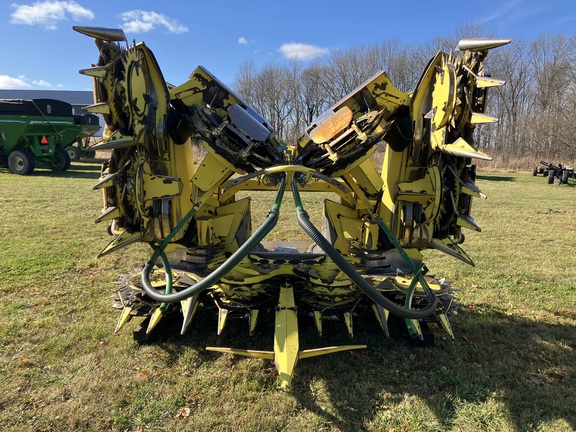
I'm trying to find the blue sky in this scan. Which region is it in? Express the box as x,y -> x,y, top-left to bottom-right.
0,0 -> 575,91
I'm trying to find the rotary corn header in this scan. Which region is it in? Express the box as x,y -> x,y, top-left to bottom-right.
74,26 -> 509,389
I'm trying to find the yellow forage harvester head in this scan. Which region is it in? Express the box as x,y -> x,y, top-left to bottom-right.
74,26 -> 510,389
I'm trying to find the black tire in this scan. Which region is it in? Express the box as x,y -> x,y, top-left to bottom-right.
65,145 -> 81,162
533,167 -> 538,176
48,147 -> 71,172
562,170 -> 570,184
8,150 -> 35,175
82,150 -> 96,159
548,169 -> 556,184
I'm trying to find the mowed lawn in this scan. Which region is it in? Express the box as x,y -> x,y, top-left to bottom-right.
0,161 -> 574,432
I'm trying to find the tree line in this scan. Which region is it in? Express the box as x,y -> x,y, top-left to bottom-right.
233,25 -> 576,167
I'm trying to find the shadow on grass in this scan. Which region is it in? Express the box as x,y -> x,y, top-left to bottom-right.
30,161 -> 102,180
476,174 -> 515,182
133,304 -> 575,431
290,308 -> 576,431
0,159 -> 104,179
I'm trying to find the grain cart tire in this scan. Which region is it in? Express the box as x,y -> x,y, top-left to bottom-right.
548,169 -> 556,184
562,170 -> 570,184
49,147 -> 71,172
533,167 -> 538,176
8,150 -> 35,175
65,145 -> 81,161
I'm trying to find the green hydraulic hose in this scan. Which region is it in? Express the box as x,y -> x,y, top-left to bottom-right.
371,213 -> 435,335
140,176 -> 287,303
290,179 -> 438,320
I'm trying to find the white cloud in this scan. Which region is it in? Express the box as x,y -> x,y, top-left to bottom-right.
238,37 -> 248,45
10,1 -> 94,30
120,10 -> 188,34
279,43 -> 329,61
0,75 -> 31,89
32,79 -> 55,87
0,75 -> 63,89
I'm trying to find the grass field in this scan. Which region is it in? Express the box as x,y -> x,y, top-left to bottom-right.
0,161 -> 574,431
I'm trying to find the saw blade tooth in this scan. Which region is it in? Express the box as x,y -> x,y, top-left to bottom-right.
217,307 -> 229,335
438,313 -> 455,338
441,137 -> 492,161
115,306 -> 133,333
461,64 -> 506,88
249,309 -> 259,336
98,229 -> 141,257
432,238 -> 475,266
344,312 -> 353,338
83,102 -> 110,115
93,172 -> 118,190
79,66 -> 108,79
470,112 -> 498,125
457,214 -> 482,232
146,308 -> 164,334
95,206 -> 120,223
371,304 -> 390,338
180,294 -> 200,335
89,131 -> 135,151
313,311 -> 323,336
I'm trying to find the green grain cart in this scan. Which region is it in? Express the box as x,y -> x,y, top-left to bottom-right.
63,113 -> 100,161
0,99 -> 75,175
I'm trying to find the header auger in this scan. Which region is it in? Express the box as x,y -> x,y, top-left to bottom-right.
74,26 -> 509,389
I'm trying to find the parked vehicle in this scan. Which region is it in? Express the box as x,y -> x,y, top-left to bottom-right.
533,161 -> 575,184
0,99 -> 75,174
63,113 -> 100,161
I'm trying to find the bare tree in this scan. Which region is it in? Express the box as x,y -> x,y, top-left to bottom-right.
379,40 -> 425,92
485,39 -> 533,156
235,61 -> 295,140
233,30 -> 576,166
529,34 -> 576,157
235,59 -> 258,105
